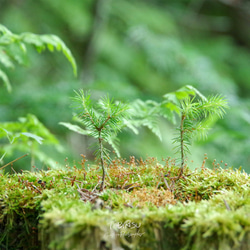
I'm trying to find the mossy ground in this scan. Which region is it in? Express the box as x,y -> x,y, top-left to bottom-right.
0,156 -> 249,249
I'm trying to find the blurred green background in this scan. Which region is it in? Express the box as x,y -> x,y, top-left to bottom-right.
0,0 -> 250,172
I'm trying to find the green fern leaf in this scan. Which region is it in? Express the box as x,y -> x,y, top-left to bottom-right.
0,69 -> 11,92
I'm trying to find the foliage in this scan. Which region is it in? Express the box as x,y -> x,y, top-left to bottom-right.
0,24 -> 76,169
0,24 -> 76,92
129,85 -> 228,173
60,90 -> 130,190
163,85 -> 229,172
57,84 -> 228,188
0,114 -> 61,169
127,99 -> 163,141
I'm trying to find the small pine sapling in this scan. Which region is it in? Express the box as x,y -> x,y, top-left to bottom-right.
60,90 -> 130,191
163,86 -> 229,177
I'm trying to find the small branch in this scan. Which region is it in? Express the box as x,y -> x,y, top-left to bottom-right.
92,182 -> 100,192
0,154 -> 29,170
31,184 -> 42,194
163,177 -> 171,191
11,167 -> 17,174
63,177 -> 85,184
223,199 -> 231,211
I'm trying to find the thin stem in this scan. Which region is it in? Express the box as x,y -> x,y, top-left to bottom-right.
178,113 -> 186,179
30,142 -> 35,171
98,131 -> 105,191
0,153 -> 29,170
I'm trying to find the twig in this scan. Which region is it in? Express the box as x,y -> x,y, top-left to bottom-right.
92,182 -> 100,192
63,177 -> 84,184
223,199 -> 231,211
80,188 -> 90,192
123,203 -> 133,208
163,178 -> 171,191
31,185 -> 42,194
11,167 -> 17,174
89,196 -> 98,202
171,180 -> 176,191
123,183 -> 134,190
77,187 -> 100,203
78,190 -> 89,200
121,180 -> 128,189
0,154 -> 29,170
127,185 -> 140,192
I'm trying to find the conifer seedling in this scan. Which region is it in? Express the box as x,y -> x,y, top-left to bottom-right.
60,90 -> 130,191
163,85 -> 229,177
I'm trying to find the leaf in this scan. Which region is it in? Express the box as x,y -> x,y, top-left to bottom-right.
0,68 -> 11,92
21,132 -> 44,144
107,136 -> 121,158
19,114 -> 59,145
5,42 -> 29,66
20,33 -> 77,76
163,92 -> 180,105
0,49 -> 15,69
130,99 -> 162,140
160,102 -> 179,123
185,85 -> 207,101
199,95 -> 229,119
163,85 -> 207,104
0,24 -> 12,35
0,24 -> 77,92
123,119 -> 139,134
0,127 -> 14,143
0,152 -> 7,162
59,122 -> 90,135
175,90 -> 194,100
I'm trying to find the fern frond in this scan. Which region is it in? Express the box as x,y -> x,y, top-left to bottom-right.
20,33 -> 77,76
0,69 -> 11,92
129,99 -> 162,140
0,25 -> 77,92
107,136 -> 121,158
0,49 -> 15,69
159,101 -> 179,123
59,122 -> 90,136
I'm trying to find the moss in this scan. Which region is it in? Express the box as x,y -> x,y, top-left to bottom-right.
0,157 -> 250,249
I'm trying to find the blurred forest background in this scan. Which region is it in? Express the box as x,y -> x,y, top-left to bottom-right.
0,0 -> 250,172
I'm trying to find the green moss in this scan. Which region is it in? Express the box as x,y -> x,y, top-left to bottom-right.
0,158 -> 250,249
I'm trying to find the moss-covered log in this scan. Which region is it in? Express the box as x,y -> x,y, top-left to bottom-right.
1,158 -> 250,249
